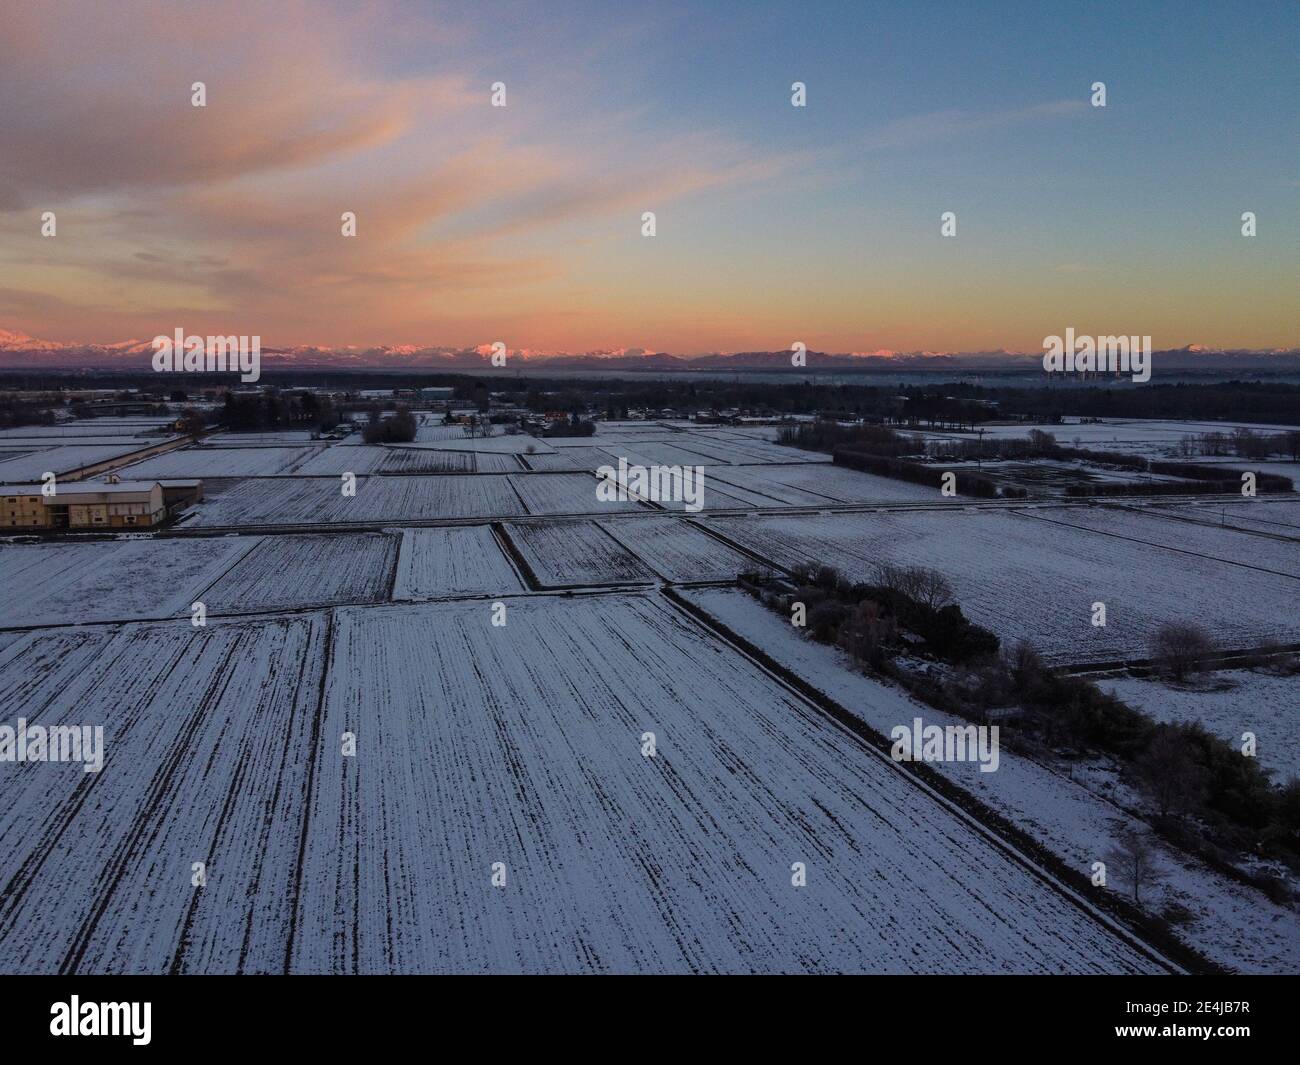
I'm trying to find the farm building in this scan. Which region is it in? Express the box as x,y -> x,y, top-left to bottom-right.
0,479 -> 200,529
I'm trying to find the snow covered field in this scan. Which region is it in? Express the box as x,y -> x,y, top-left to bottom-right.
0,419 -> 173,441
289,596 -> 1162,974
713,462 -> 940,504
508,472 -> 643,515
1022,504 -> 1300,578
0,444 -> 161,482
393,526 -> 524,599
1154,498 -> 1300,539
186,474 -> 530,525
295,446 -> 475,475
598,516 -> 756,582
0,614 -> 328,974
504,521 -> 655,586
923,419 -> 1298,460
705,508 -> 1300,663
0,537 -> 260,626
4,414 -> 1295,975
119,445 -> 318,478
680,587 -> 1300,974
199,533 -> 398,612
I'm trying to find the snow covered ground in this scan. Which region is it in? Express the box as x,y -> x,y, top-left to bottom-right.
199,532 -> 398,612
1022,504 -> 1300,579
0,444 -> 163,482
4,415 -> 1294,975
0,537 -> 260,626
119,445 -> 319,478
186,474 -> 530,525
922,419 -> 1298,460
290,596 -> 1162,974
508,472 -> 643,515
598,516 -> 756,582
714,463 -> 940,504
705,508 -> 1300,663
393,526 -> 524,599
295,446 -> 475,475
0,596 -> 1173,973
681,587 -> 1300,974
1153,498 -> 1300,538
504,521 -> 655,586
0,614 -> 328,974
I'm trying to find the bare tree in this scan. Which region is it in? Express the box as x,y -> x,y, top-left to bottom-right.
1104,829 -> 1168,906
874,562 -> 954,610
1151,622 -> 1216,682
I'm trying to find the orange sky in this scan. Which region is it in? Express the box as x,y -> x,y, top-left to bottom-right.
1,1 -> 1296,355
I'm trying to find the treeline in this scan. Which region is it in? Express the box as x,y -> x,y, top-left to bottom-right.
1065,461 -> 1294,497
995,380 -> 1300,426
219,390 -> 340,432
778,421 -> 926,455
1179,428 -> 1300,460
745,561 -> 1000,667
789,420 -> 1294,497
0,397 -> 57,429
834,447 -> 1010,497
8,369 -> 1298,428
361,407 -> 417,443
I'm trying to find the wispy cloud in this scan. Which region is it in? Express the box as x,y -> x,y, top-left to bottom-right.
858,100 -> 1086,152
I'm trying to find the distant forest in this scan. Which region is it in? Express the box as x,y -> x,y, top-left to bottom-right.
2,371 -> 1298,430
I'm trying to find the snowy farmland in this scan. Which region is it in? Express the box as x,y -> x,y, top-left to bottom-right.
290,596 -> 1162,974
504,521 -> 655,586
0,596 -> 1170,973
0,444 -> 162,483
199,532 -> 399,612
4,411 -> 1297,975
597,516 -> 757,582
679,587 -> 1300,974
712,462 -> 940,504
508,472 -> 643,515
393,526 -> 524,599
185,474 -> 529,526
0,537 -> 260,626
1153,498 -> 1300,539
118,445 -> 318,478
294,446 -> 475,476
1023,504 -> 1300,578
0,614 -> 328,974
705,508 -> 1300,663
922,418 -> 1300,461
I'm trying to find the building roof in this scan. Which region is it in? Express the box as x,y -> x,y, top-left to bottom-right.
0,480 -> 162,501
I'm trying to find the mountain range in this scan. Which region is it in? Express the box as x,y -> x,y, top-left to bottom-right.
1,329 -> 1298,373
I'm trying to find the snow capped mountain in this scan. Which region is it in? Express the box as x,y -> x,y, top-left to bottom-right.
0,328 -> 67,351
0,325 -> 1296,372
